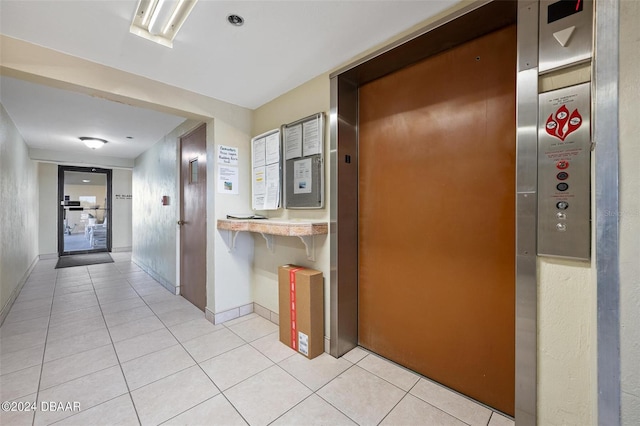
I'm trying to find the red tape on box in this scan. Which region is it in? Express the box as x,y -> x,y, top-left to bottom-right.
289,267 -> 304,350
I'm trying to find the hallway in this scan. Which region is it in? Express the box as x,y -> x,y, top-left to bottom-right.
1,253 -> 513,426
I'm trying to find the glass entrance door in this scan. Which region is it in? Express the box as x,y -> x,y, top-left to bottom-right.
59,166 -> 112,255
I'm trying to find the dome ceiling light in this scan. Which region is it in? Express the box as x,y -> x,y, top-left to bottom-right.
79,137 -> 108,150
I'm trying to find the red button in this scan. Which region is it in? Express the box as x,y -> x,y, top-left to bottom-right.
556,160 -> 569,169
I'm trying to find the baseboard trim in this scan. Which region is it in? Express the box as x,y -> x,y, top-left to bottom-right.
205,303 -> 255,325
130,257 -> 177,294
0,255 -> 39,327
112,246 -> 133,253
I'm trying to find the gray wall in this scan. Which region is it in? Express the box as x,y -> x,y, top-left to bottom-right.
620,0 -> 640,423
0,103 -> 39,321
132,119 -> 198,291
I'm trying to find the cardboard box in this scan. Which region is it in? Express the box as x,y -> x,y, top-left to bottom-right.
278,265 -> 324,359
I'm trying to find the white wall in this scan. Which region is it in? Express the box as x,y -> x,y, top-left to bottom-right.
620,1 -> 640,423
209,118 -> 254,315
112,169 -> 132,251
38,163 -> 58,256
0,103 -> 39,320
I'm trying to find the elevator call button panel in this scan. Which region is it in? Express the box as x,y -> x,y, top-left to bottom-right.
538,82 -> 591,260
539,0 -> 593,73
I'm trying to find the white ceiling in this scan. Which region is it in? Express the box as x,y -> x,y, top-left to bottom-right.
0,0 -> 455,160
0,75 -> 187,159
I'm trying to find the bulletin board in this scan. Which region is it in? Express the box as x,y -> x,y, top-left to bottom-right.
251,129 -> 282,210
283,113 -> 325,209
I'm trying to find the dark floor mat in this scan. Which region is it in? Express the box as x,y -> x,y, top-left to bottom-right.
55,253 -> 114,269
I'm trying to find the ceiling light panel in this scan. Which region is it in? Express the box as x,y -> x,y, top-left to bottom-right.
130,0 -> 198,48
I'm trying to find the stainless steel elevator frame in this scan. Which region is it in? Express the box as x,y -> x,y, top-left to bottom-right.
330,0 -> 621,424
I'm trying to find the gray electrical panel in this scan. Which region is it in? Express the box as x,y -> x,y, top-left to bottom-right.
537,82 -> 591,260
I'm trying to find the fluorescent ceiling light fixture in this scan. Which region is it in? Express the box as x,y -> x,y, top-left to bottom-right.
130,0 -> 198,48
82,180 -> 91,183
79,137 -> 108,150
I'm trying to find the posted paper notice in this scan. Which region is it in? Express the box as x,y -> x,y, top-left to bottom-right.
218,166 -> 239,194
293,158 -> 312,194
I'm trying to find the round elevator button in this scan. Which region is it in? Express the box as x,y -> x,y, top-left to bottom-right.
556,201 -> 569,210
556,160 -> 570,169
557,172 -> 569,180
557,182 -> 569,191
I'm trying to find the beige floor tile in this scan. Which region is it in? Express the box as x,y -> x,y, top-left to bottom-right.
317,365 -> 406,426
40,344 -> 118,390
280,353 -> 352,391
46,315 -> 106,342
0,365 -> 41,401
222,312 -> 259,327
224,365 -> 312,426
9,297 -> 52,314
200,344 -> 273,391
44,327 -> 111,362
54,395 -> 139,426
0,316 -> 48,339
100,296 -> 147,314
34,366 -> 128,426
96,290 -> 140,305
272,394 -> 357,426
410,378 -> 492,426
15,288 -> 54,302
55,279 -> 92,288
48,306 -> 102,327
0,393 -> 36,426
114,328 -> 179,362
0,328 -> 48,355
163,394 -> 247,426
357,353 -> 420,391
155,306 -> 204,327
53,291 -> 97,305
131,365 -> 219,426
140,291 -> 178,305
168,317 -> 224,343
380,394 -> 466,426
2,305 -> 51,324
341,346 -> 369,364
103,305 -> 154,327
50,299 -> 99,315
121,344 -> 195,390
489,412 -> 515,426
0,344 -> 44,375
108,314 -> 166,342
227,316 -> 279,342
250,332 -> 297,363
54,284 -> 94,295
148,297 -> 193,315
182,327 -> 245,363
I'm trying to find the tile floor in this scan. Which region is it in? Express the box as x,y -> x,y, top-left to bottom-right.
0,253 -> 515,426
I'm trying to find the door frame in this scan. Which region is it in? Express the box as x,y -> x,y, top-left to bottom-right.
58,165 -> 113,255
329,0 -> 530,420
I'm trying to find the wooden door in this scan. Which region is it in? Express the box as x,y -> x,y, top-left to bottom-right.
180,124 -> 207,311
358,25 -> 516,414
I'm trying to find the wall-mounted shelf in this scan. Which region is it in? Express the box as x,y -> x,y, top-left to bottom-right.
217,219 -> 328,261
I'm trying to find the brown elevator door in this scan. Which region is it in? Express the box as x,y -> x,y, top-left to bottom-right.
358,25 -> 516,414
180,124 -> 207,311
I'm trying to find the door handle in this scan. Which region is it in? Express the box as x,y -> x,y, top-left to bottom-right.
177,220 -> 186,226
